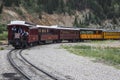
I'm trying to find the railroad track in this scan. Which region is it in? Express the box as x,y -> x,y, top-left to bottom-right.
7,49 -> 66,80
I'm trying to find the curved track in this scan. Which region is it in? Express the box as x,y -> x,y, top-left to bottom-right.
7,49 -> 62,80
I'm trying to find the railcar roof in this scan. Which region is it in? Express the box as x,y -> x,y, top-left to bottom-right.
77,28 -> 104,31
103,30 -> 120,32
51,26 -> 104,31
8,20 -> 36,29
58,26 -> 104,31
37,25 -> 80,30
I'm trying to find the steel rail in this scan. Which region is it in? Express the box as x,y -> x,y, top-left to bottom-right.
19,50 -> 58,80
7,49 -> 31,80
8,49 -> 60,80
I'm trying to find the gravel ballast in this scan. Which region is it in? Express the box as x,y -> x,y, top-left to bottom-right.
22,43 -> 120,80
0,46 -> 25,80
0,50 -> 21,80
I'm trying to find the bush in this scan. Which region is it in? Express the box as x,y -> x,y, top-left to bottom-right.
0,31 -> 8,40
0,4 -> 3,14
0,47 -> 4,50
0,24 -> 7,34
0,28 -> 3,33
4,0 -> 13,7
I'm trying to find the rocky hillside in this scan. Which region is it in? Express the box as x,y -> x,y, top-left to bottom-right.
0,0 -> 120,29
0,7 -> 75,27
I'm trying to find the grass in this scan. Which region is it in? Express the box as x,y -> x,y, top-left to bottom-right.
0,47 -> 4,50
90,40 -> 117,44
61,45 -> 120,68
0,31 -> 8,40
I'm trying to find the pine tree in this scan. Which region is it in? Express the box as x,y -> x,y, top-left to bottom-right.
4,0 -> 13,7
73,16 -> 79,27
13,0 -> 20,7
57,0 -> 65,13
0,3 -> 3,14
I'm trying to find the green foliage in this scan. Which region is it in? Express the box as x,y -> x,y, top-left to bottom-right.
13,0 -> 21,7
0,47 -> 4,50
73,16 -> 79,27
0,4 -> 3,14
73,15 -> 89,28
0,31 -> 8,40
57,0 -> 65,14
0,24 -> 7,33
4,0 -> 20,7
89,0 -> 106,20
0,28 -> 2,33
4,0 -> 13,7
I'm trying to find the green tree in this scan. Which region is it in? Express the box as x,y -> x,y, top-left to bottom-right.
73,16 -> 79,27
0,4 -> 3,14
113,17 -> 118,24
57,0 -> 65,13
13,0 -> 20,7
4,0 -> 13,7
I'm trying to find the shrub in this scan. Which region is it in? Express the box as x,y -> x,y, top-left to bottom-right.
0,3 -> 3,14
0,24 -> 7,34
0,47 -> 4,50
0,31 -> 8,40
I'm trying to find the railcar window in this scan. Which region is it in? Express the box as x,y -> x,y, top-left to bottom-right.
80,31 -> 94,34
40,29 -> 57,34
104,32 -> 120,36
48,29 -> 52,34
46,29 -> 49,33
61,30 -> 76,34
80,31 -> 86,34
61,30 -> 69,34
95,31 -> 101,34
41,29 -> 47,33
71,31 -> 76,34
38,29 -> 41,33
49,29 -> 58,34
98,31 -> 102,34
88,31 -> 94,34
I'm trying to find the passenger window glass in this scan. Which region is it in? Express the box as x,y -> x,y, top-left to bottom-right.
41,29 -> 46,33
80,31 -> 86,34
80,31 -> 94,34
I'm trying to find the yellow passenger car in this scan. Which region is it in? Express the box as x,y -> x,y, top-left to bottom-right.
79,28 -> 103,40
103,30 -> 120,40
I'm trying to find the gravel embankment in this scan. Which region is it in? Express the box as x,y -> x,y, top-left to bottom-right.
22,43 -> 120,80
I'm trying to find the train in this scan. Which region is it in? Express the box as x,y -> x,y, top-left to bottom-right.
7,20 -> 120,49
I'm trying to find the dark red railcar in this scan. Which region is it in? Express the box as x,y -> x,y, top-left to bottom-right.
37,25 -> 80,43
58,27 -> 80,42
8,21 -> 39,48
37,25 -> 59,43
